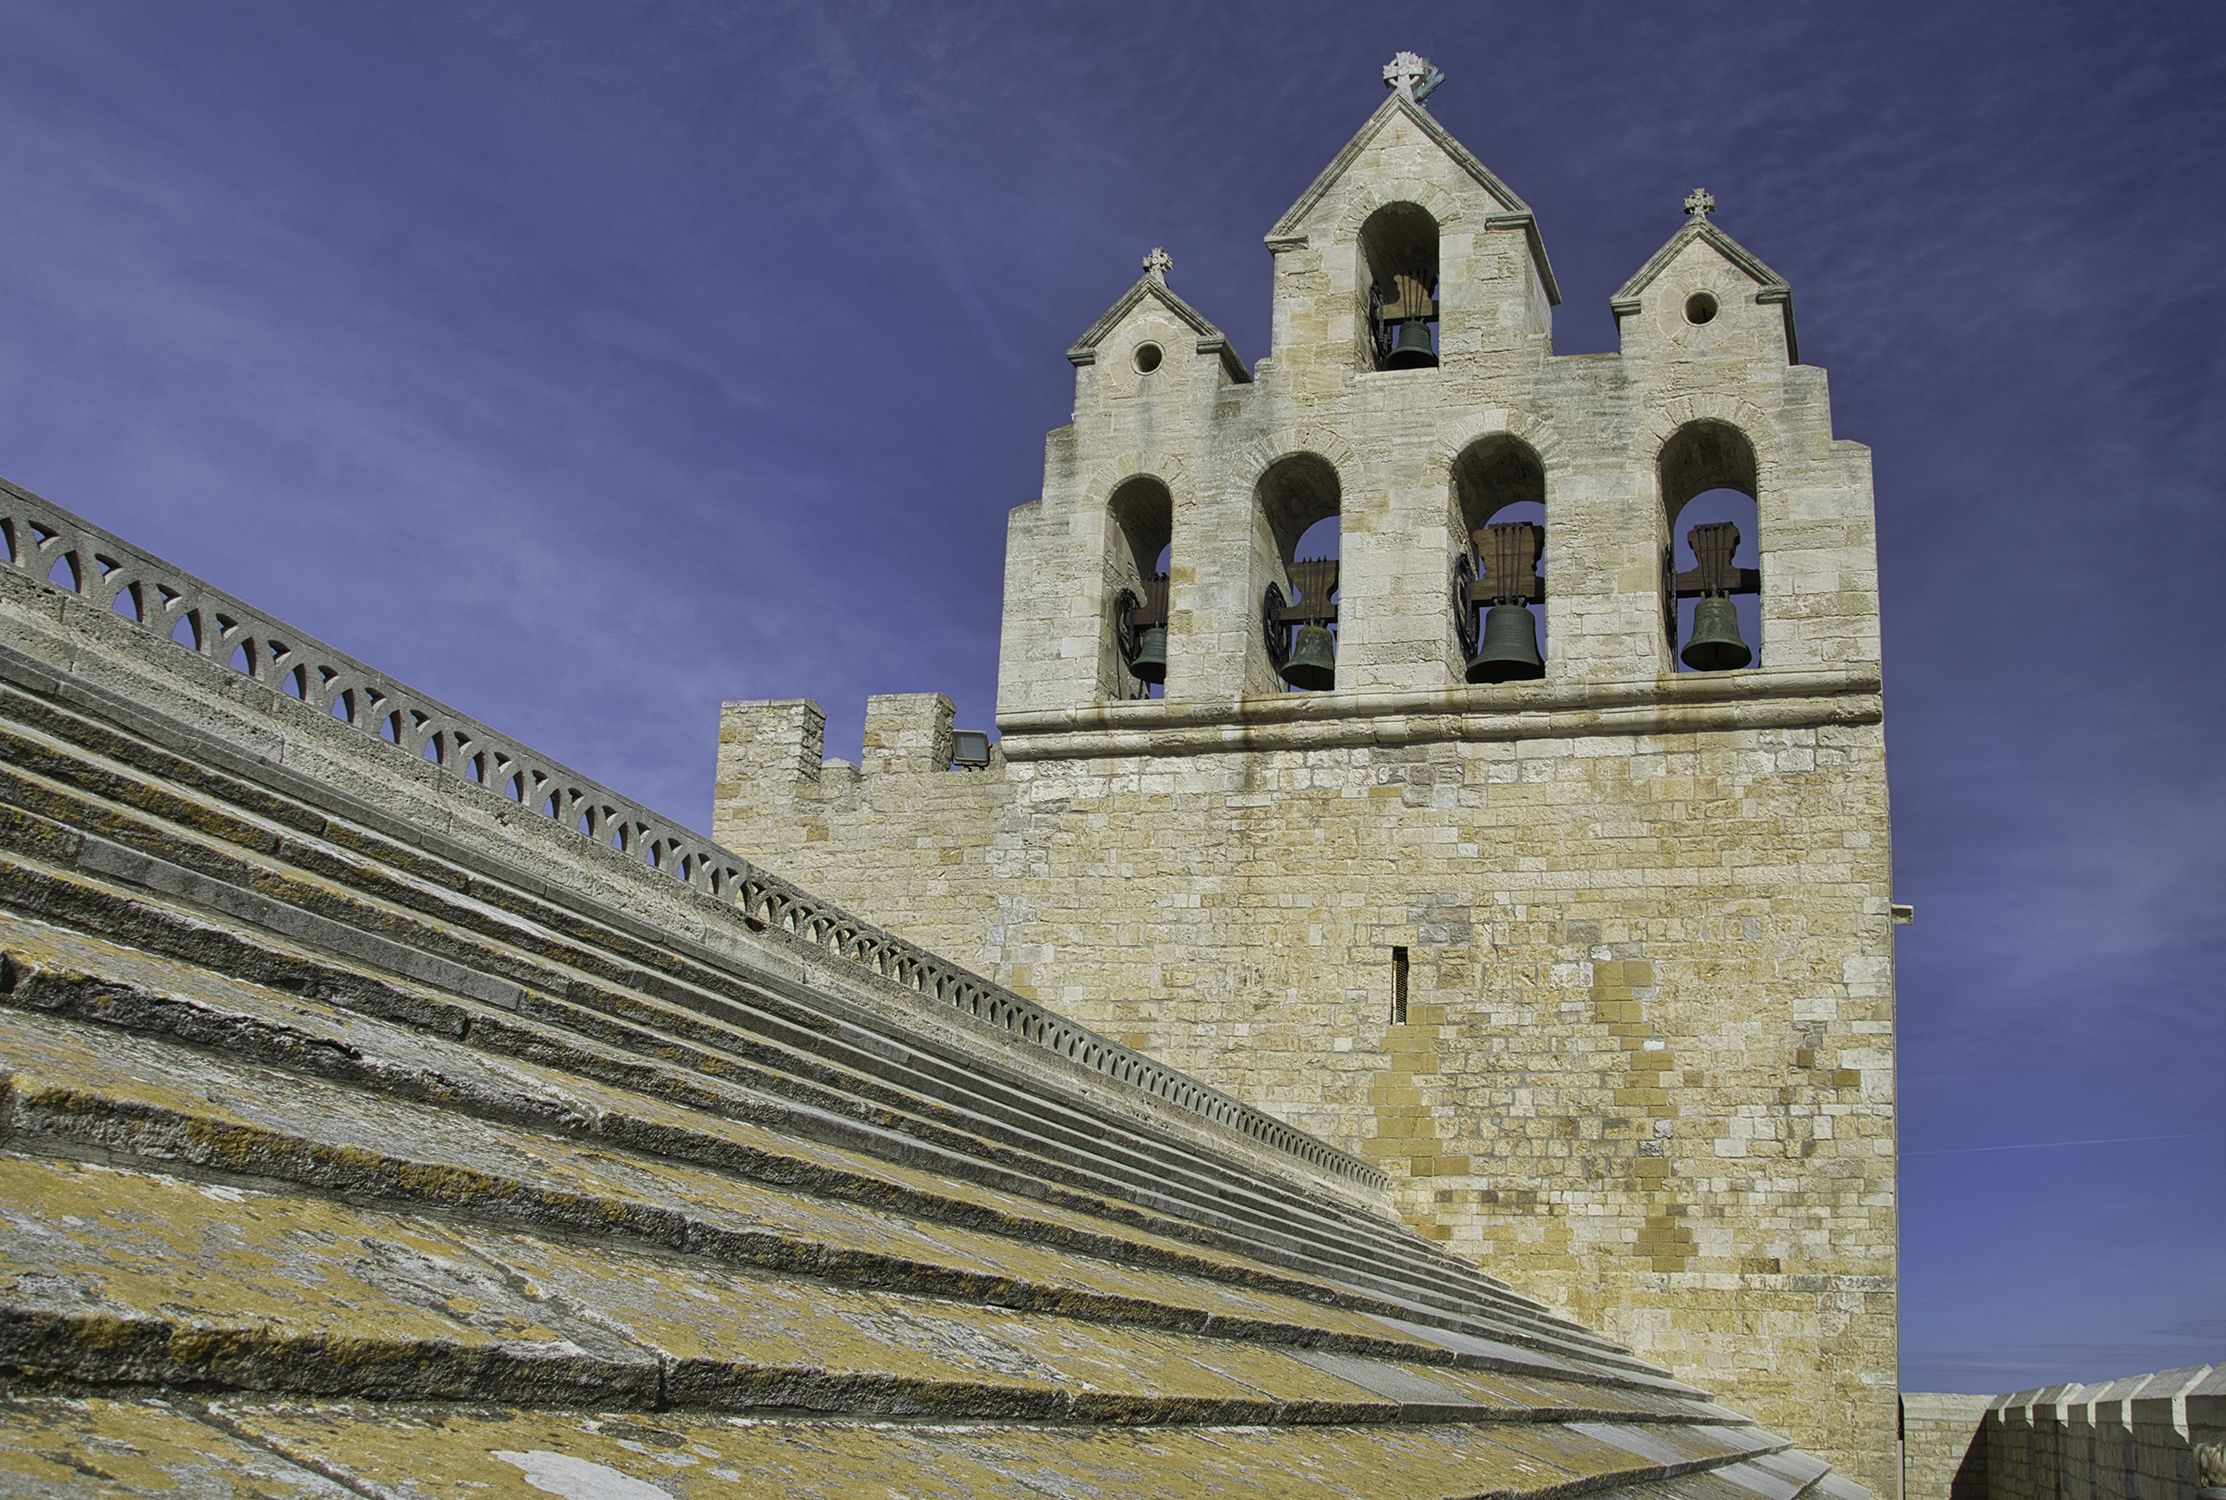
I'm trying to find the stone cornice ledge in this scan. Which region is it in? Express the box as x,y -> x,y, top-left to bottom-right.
997,667 -> 1882,760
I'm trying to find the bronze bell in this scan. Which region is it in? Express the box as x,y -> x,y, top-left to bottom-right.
1680,596 -> 1752,671
1382,319 -> 1438,370
1127,624 -> 1167,685
1465,604 -> 1544,683
1280,623 -> 1336,691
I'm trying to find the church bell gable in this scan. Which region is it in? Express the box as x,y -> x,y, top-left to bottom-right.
1612,191 -> 1800,365
1265,54 -> 1560,373
1065,249 -> 1252,390
718,52 -> 1897,1493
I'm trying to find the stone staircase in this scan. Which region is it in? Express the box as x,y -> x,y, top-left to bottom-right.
0,488 -> 1870,1499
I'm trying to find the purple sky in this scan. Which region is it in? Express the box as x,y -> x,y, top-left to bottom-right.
0,2 -> 2218,1395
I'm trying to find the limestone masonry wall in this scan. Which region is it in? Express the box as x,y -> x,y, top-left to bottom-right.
1904,1392 -> 1995,1500
1902,1366 -> 2226,1500
716,74 -> 1902,1496
717,694 -> 1897,1487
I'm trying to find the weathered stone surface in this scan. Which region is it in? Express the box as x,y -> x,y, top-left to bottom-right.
199,1399 -> 1790,1499
1904,1368 -> 2223,1500
713,69 -> 1897,1497
1900,1392 -> 1993,1500
0,496 -> 1865,1495
0,66 -> 1874,1485
0,1396 -> 352,1498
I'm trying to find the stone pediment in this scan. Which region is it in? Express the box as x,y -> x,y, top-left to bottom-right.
1066,271 -> 1251,383
1265,90 -> 1561,305
1612,216 -> 1799,362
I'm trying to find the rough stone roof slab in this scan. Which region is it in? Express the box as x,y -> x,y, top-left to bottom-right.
0,481 -> 1868,1498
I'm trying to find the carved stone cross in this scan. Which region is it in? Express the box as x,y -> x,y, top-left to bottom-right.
1684,187 -> 1716,221
1142,247 -> 1173,281
1382,52 -> 1441,100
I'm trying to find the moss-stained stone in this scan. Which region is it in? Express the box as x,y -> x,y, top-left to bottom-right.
0,441 -> 1868,1497
0,1006 -> 1596,1371
204,1398 -> 1785,1500
0,1395 -> 352,1498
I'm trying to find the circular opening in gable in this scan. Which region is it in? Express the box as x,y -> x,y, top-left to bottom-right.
1134,343 -> 1163,373
1684,292 -> 1719,325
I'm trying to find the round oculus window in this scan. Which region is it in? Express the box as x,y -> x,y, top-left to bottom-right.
1134,342 -> 1163,373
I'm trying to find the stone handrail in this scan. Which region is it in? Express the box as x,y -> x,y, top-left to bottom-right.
0,477 -> 1386,1192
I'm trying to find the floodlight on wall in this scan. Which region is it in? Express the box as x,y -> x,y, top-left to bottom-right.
951,731 -> 991,770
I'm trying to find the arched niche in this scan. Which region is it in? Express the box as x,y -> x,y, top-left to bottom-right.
1256,453 -> 1341,565
1104,475 -> 1173,700
1660,419 -> 1757,519
1253,453 -> 1343,692
1452,434 -> 1545,536
1359,202 -> 1440,371
1450,435 -> 1548,678
1108,475 -> 1173,578
1657,420 -> 1762,672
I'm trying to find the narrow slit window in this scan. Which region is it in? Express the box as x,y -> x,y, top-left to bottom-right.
1391,946 -> 1409,1024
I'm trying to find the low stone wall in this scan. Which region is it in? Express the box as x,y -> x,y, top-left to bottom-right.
1903,1392 -> 1993,1500
1903,1365 -> 2226,1500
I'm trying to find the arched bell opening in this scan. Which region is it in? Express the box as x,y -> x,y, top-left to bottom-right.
1254,453 -> 1341,692
1450,435 -> 1547,684
1106,476 -> 1173,700
1359,202 -> 1440,372
1658,420 -> 1762,673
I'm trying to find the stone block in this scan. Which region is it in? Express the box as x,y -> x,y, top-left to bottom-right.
861,692 -> 958,776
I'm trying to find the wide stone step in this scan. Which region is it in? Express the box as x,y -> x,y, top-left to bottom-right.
0,921 -> 1426,1321
0,1392 -> 1813,1500
0,837 -> 1635,1375
0,1149 -> 1731,1428
0,993 -> 1678,1396
0,691 -> 1637,1361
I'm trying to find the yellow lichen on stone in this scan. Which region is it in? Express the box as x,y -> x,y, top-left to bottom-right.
0,1157 -> 600,1373
211,1399 -> 1759,1500
0,1395 -> 352,1497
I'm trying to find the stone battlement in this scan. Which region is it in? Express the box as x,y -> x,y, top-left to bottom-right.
1902,1366 -> 2226,1500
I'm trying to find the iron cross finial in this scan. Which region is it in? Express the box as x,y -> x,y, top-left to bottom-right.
1684,187 -> 1716,221
1142,247 -> 1173,281
1382,52 -> 1444,103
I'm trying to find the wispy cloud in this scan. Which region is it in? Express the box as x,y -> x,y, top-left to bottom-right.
798,7 -> 1025,375
1906,1132 -> 2223,1159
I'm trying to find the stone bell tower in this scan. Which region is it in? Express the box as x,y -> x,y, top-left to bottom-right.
717,53 -> 1899,1497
